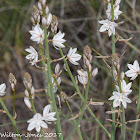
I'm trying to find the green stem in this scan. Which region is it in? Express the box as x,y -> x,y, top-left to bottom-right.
132,83 -> 140,140
28,90 -> 45,140
122,106 -> 126,140
80,86 -> 85,108
13,90 -> 16,117
59,48 -> 111,138
0,98 -> 21,140
28,90 -> 36,114
117,67 -> 126,140
111,0 -> 116,139
53,75 -> 83,139
65,100 -> 83,140
66,70 -> 91,140
44,27 -> 63,140
111,107 -> 116,140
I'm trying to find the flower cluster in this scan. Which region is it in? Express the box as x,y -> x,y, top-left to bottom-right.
109,60 -> 140,109
25,0 -> 81,66
27,104 -> 57,132
99,0 -> 122,36
24,0 -> 83,133
23,73 -> 35,110
108,80 -> 132,109
77,46 -> 98,88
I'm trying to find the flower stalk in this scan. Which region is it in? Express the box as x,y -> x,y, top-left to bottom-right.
59,48 -> 111,138
43,26 -> 63,140
0,98 -> 21,140
122,105 -> 126,140
66,69 -> 91,140
132,83 -> 140,140
13,90 -> 16,117
111,0 -> 116,139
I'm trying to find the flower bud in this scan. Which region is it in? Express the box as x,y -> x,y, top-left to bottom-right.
54,26 -> 57,33
114,0 -> 121,7
92,68 -> 98,77
24,97 -> 32,110
113,69 -> 118,82
9,73 -> 17,91
55,64 -> 60,75
117,64 -> 120,72
37,15 -> 41,23
42,0 -> 46,6
46,13 -> 52,26
45,6 -> 49,15
121,71 -> 125,81
77,69 -> 85,76
23,72 -> 32,90
38,2 -> 42,11
88,63 -> 92,73
42,17 -> 47,26
63,64 -> 67,71
31,17 -> 35,25
25,86 -> 35,99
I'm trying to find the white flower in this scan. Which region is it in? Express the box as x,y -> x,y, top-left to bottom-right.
25,46 -> 38,65
52,31 -> 66,49
99,19 -> 118,37
106,4 -> 122,20
27,113 -> 48,132
77,70 -> 88,87
125,60 -> 140,80
67,48 -> 81,65
51,77 -> 61,93
29,24 -> 44,44
115,80 -> 132,96
0,83 -> 6,96
43,104 -> 57,123
108,91 -> 131,109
